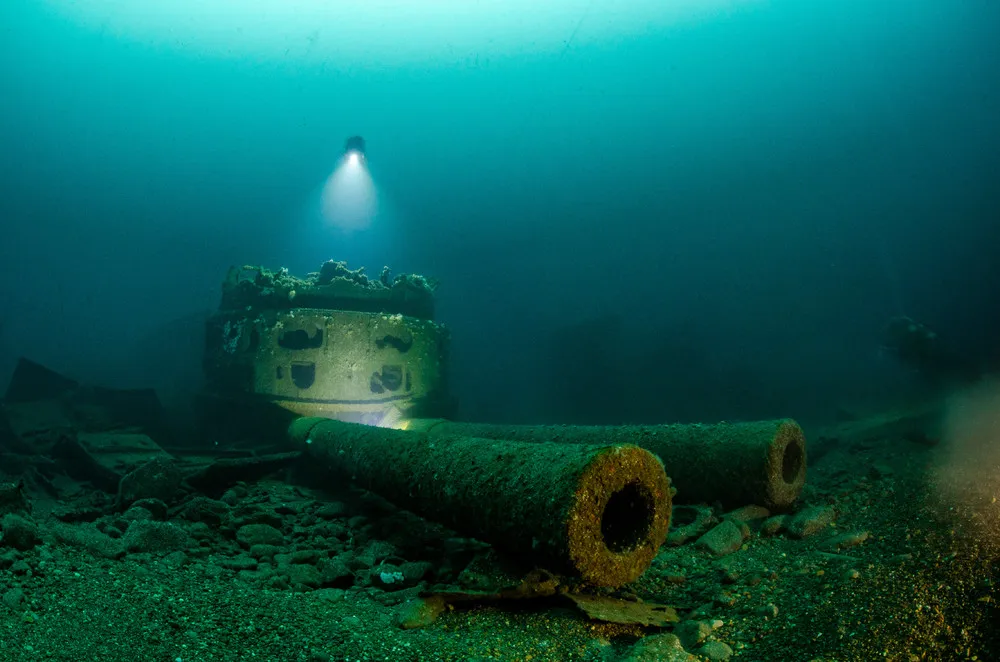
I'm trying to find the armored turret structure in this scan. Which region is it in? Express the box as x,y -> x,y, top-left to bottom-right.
200,260 -> 453,439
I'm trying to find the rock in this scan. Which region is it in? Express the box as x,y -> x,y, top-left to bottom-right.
372,564 -> 407,589
249,544 -> 281,560
395,595 -> 447,629
51,505 -> 102,524
163,551 -> 188,568
220,486 -> 248,506
697,640 -> 734,661
52,523 -> 124,559
697,520 -> 749,556
232,508 -> 283,530
667,505 -> 716,546
122,520 -> 191,554
315,588 -> 346,604
320,558 -> 355,588
281,563 -> 322,589
120,505 -> 155,523
759,515 -> 787,536
129,498 -> 168,520
623,633 -> 698,662
354,540 -> 398,568
787,506 -> 837,538
290,549 -> 322,564
725,505 -> 771,523
0,549 -> 18,569
220,555 -> 258,571
2,587 -> 25,611
10,560 -> 31,575
675,619 -> 715,648
315,502 -> 348,520
236,523 -> 284,547
117,457 -> 183,508
398,561 -> 433,584
758,603 -> 779,619
179,497 -> 232,526
1,513 -> 40,551
825,530 -> 870,550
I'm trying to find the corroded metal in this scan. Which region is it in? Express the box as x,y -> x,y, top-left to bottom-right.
202,262 -> 453,426
405,418 -> 807,510
289,417 -> 673,587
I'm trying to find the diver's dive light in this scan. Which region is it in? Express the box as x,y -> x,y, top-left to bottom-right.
344,135 -> 366,165
322,135 -> 375,229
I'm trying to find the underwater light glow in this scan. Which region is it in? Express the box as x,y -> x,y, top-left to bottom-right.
320,150 -> 377,232
344,135 -> 366,166
44,0 -> 763,66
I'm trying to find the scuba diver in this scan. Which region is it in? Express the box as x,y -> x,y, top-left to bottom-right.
881,316 -> 980,386
344,135 -> 366,164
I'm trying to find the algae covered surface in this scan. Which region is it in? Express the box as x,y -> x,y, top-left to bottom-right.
218,261 -> 439,320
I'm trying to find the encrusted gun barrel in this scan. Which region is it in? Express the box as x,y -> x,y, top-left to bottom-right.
404,419 -> 806,510
288,417 -> 672,587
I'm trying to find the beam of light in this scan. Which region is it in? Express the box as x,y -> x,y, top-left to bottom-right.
320,155 -> 377,232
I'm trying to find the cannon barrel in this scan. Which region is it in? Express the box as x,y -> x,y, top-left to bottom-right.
289,417 -> 672,587
404,418 -> 806,510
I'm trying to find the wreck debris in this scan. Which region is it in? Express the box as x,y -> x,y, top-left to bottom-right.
1,398 -> 75,455
73,385 -> 172,443
405,418 -> 807,510
813,398 -> 944,458
0,356 -> 305,502
4,357 -> 78,403
193,392 -> 301,448
405,568 -> 678,629
288,417 -> 673,587
182,451 -> 301,496
0,480 -> 31,517
201,261 -> 454,430
0,405 -> 37,455
1,357 -> 172,446
565,592 -> 678,627
203,309 -> 451,423
74,432 -> 174,475
51,432 -> 124,494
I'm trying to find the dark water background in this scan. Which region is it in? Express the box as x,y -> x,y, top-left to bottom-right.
2,0 -> 998,426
